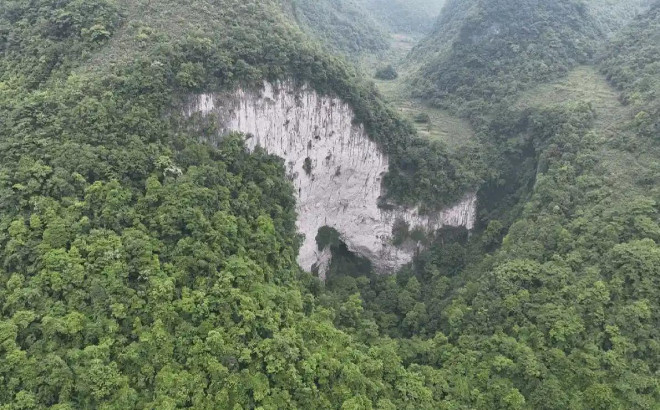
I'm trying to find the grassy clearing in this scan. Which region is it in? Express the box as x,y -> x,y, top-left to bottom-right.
515,65 -> 630,131
375,87 -> 475,150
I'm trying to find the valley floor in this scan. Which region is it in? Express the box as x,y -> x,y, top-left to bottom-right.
360,33 -> 475,152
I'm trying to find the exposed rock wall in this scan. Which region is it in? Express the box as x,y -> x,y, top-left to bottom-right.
185,81 -> 476,273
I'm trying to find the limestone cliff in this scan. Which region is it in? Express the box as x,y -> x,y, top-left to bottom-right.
185,82 -> 477,274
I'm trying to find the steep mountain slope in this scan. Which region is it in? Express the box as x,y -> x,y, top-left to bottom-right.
0,0 -> 478,407
408,0 -> 652,113
353,0 -> 477,152
183,84 -> 478,275
409,0 -> 603,109
600,2 -> 660,140
286,0 -> 389,55
285,0 -> 447,56
586,0 -> 654,36
322,4 -> 660,408
359,0 -> 447,35
1,0 -> 658,408
397,0 -> 655,228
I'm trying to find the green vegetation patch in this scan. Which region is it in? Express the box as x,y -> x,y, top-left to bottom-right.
601,3 -> 660,140
514,66 -> 631,131
0,0 -> 480,407
2,0 -> 659,408
288,0 -> 389,55
410,0 -> 603,110
360,0 -> 447,35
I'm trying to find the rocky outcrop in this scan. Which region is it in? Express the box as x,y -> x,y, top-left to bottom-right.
313,246 -> 333,281
185,81 -> 477,273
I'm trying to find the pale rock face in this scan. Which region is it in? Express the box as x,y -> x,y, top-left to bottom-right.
314,247 -> 333,281
185,81 -> 477,273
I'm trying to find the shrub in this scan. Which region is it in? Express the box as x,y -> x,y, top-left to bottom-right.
375,64 -> 398,80
414,112 -> 431,123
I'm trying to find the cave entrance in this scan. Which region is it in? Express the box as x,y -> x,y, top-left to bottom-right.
313,226 -> 372,280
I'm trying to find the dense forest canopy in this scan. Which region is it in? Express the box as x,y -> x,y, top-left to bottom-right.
585,0 -> 655,36
322,0 -> 660,408
410,0 -> 603,110
408,0 -> 653,113
600,3 -> 660,140
285,0 -> 389,55
0,0 -> 474,407
0,0 -> 659,408
284,0 -> 449,53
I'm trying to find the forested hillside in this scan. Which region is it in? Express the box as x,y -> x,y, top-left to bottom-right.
0,0 -> 658,408
359,0 -> 447,35
408,0 -> 652,113
285,0 -> 389,55
600,3 -> 659,140
586,0 -> 654,36
325,102 -> 660,408
409,0 -> 603,110
320,1 -> 660,408
0,0 -> 475,407
285,0 -> 448,54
